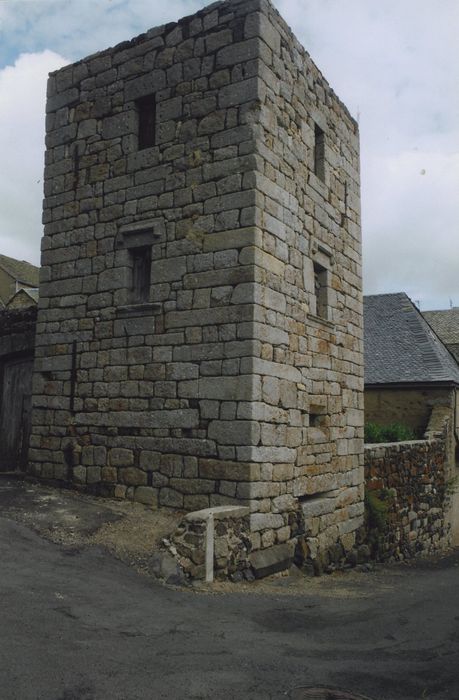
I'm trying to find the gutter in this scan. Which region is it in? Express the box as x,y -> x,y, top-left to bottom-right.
365,381 -> 459,391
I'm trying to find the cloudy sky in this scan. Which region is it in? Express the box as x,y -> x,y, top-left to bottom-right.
0,0 -> 458,310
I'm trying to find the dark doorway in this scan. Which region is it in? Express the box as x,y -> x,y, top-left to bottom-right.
0,356 -> 34,472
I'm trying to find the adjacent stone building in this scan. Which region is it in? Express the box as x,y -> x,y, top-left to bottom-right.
364,292 -> 459,550
0,254 -> 39,306
364,292 -> 459,467
29,0 -> 363,568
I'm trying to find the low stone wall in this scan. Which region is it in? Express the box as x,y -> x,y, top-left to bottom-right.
364,407 -> 452,561
166,504 -> 295,581
166,505 -> 252,581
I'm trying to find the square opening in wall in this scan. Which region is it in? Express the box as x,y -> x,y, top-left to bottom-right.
310,412 -> 327,429
309,403 -> 328,429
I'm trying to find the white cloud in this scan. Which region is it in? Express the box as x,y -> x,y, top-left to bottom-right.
0,0 -> 457,308
277,0 -> 459,309
363,149 -> 459,309
0,0 -> 203,66
0,51 -> 68,264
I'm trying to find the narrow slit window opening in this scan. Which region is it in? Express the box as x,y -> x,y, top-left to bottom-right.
314,123 -> 325,181
130,246 -> 152,304
313,261 -> 328,320
137,95 -> 156,150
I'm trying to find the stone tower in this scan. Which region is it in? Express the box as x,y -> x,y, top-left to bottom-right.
30,0 -> 364,567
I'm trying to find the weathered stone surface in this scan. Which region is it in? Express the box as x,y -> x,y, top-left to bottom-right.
134,486 -> 158,506
199,459 -> 260,481
119,468 -> 147,486
109,448 -> 134,467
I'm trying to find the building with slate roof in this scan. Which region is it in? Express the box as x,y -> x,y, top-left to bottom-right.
364,292 -> 459,466
424,307 -> 459,364
0,254 -> 40,307
5,287 -> 39,310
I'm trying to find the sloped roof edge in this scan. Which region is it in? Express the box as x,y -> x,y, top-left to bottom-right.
364,292 -> 459,386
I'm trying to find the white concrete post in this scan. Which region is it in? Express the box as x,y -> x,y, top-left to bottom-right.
205,512 -> 214,583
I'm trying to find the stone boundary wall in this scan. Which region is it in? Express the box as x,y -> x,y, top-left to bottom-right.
364,407 -> 452,561
166,503 -> 294,580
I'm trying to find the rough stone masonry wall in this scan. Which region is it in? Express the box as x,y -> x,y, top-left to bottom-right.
365,406 -> 452,561
244,2 -> 363,559
0,307 -> 37,359
29,0 -> 363,562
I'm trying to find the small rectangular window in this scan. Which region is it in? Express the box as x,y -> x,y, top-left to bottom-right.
313,261 -> 328,319
130,246 -> 151,303
314,123 -> 325,181
137,95 -> 156,150
310,412 -> 327,428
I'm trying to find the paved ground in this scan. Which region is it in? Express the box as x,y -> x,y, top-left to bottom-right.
1,478 -> 459,700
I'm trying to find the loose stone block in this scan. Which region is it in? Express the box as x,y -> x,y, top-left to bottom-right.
249,542 -> 294,579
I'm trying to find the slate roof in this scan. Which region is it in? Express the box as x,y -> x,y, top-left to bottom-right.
364,292 -> 459,386
0,254 -> 39,287
423,308 -> 459,345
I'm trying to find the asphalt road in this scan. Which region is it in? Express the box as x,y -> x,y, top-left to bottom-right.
1,514 -> 459,699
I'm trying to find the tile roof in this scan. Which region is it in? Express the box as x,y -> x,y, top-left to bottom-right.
0,254 -> 39,287
423,308 -> 459,345
364,292 -> 459,386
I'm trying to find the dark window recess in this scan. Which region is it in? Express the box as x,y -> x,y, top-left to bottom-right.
309,403 -> 328,429
313,261 -> 328,319
137,96 -> 156,150
310,412 -> 327,428
342,180 -> 348,225
130,246 -> 151,303
314,123 -> 325,181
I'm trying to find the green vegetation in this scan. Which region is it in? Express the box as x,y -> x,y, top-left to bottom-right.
445,474 -> 459,495
364,421 -> 416,443
365,488 -> 393,532
365,488 -> 396,554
